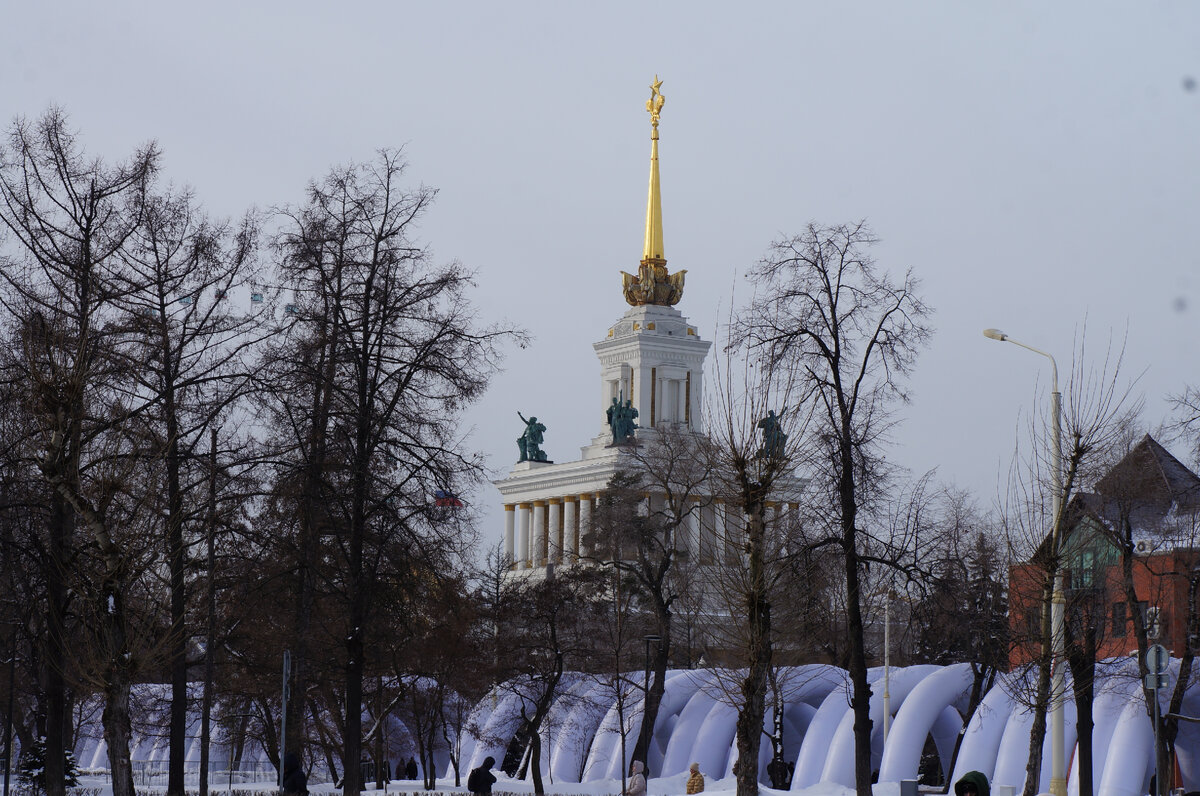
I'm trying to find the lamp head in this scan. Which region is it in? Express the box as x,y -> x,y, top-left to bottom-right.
982,328 -> 1008,341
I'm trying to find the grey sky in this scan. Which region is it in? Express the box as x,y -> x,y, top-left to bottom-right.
5,2 -> 1199,542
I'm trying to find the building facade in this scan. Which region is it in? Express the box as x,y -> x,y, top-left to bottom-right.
1008,434 -> 1200,666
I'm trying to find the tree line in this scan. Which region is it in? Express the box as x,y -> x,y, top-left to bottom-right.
1,107 -> 1196,796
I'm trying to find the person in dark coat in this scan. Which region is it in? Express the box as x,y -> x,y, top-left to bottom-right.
282,752 -> 308,796
467,756 -> 497,795
954,771 -> 990,796
405,756 -> 419,781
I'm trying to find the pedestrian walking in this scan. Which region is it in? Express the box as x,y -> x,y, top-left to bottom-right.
282,752 -> 308,796
467,756 -> 497,796
686,762 -> 704,794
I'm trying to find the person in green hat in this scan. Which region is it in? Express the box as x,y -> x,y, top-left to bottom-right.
954,771 -> 990,796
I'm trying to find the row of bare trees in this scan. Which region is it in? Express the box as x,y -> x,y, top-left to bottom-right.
0,108 -> 521,796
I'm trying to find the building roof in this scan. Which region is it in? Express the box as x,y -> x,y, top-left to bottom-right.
1026,435 -> 1200,563
1074,434 -> 1200,553
1094,433 -> 1200,513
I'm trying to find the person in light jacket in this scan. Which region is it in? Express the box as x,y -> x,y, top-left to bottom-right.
625,760 -> 646,796
686,762 -> 704,794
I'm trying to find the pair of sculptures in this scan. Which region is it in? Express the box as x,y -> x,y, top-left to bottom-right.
607,396 -> 639,445
517,404 -> 785,461
515,397 -> 639,462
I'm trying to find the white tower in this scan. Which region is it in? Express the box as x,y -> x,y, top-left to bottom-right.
494,77 -> 712,575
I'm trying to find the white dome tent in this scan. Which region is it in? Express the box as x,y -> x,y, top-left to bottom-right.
460,661 -> 1200,796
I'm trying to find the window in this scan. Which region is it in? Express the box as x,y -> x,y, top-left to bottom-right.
1078,550 -> 1095,588
1112,601 -> 1127,637
1027,607 -> 1042,641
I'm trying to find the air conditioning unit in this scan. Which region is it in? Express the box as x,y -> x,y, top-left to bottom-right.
1147,606 -> 1162,640
1135,539 -> 1152,555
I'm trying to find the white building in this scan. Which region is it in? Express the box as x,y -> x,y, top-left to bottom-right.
495,79 -> 802,577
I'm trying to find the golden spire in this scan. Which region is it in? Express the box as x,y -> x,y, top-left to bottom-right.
622,76 -> 686,307
643,76 -> 666,263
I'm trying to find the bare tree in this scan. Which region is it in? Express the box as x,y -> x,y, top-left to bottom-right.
735,221 -> 932,796
1090,435 -> 1200,796
111,186 -> 267,796
698,339 -> 809,796
493,567 -> 609,796
0,108 -> 158,796
266,149 -> 522,796
586,423 -> 716,773
911,489 -> 1008,718
996,334 -> 1139,796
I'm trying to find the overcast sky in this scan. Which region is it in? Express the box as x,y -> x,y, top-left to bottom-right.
5,2 -> 1199,542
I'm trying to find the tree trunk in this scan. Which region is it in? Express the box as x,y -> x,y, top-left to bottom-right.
103,677 -> 136,796
843,544 -> 873,796
1161,569 -> 1200,794
632,619 -> 669,770
289,321 -> 338,760
199,429 -> 218,796
43,494 -> 71,796
1067,627 -> 1095,796
529,730 -> 544,796
343,302 -> 374,796
1021,575 -> 1054,796
343,627 -> 364,796
838,438 -> 873,796
166,385 -> 187,796
734,508 -> 771,796
1119,532 -> 1167,794
101,584 -> 135,796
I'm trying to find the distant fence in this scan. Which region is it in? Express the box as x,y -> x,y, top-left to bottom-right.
126,761 -> 284,788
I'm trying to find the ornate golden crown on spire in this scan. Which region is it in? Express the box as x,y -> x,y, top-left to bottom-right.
622,76 -> 686,307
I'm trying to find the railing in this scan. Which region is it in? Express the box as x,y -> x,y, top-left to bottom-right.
127,760 -> 282,788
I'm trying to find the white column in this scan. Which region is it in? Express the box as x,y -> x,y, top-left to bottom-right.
700,500 -> 717,565
722,502 -> 741,565
504,504 -> 515,568
564,497 -> 578,562
579,493 -> 593,557
767,502 -> 781,556
686,499 -> 701,560
533,500 -> 547,565
518,503 -> 531,569
548,499 -> 562,563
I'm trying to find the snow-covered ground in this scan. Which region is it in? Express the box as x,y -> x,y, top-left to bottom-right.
67,774 -> 871,796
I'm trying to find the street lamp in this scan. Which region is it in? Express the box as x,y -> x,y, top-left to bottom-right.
983,328 -> 1065,796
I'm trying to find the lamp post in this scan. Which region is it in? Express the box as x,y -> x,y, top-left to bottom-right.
983,328 -> 1065,796
883,591 -> 891,744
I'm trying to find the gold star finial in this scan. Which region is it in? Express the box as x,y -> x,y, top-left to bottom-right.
646,76 -> 665,128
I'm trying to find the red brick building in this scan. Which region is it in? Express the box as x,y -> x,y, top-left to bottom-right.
1009,435 -> 1200,667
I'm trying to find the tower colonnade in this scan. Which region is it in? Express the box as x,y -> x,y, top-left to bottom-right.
502,494 -> 803,571
504,494 -> 596,569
